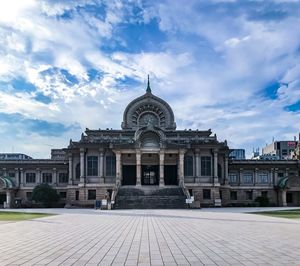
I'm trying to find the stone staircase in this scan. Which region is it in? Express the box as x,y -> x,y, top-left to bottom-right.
114,186 -> 187,209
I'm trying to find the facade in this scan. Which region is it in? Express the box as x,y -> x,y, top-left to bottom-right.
262,141 -> 298,160
229,149 -> 245,160
1,81 -> 300,208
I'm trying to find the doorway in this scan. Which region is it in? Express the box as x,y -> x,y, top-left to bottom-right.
164,165 -> 178,185
142,165 -> 159,185
122,165 -> 136,185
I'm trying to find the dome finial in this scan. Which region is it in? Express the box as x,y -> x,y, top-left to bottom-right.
146,74 -> 151,93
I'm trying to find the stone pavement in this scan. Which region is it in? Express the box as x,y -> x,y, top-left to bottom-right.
0,209 -> 300,265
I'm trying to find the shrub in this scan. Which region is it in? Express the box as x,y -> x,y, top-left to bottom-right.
255,196 -> 269,207
31,183 -> 60,208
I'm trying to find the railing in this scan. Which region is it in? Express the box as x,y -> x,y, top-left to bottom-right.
111,180 -> 121,208
179,180 -> 191,199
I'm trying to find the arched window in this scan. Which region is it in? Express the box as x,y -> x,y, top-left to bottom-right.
75,163 -> 80,180
184,155 -> 194,176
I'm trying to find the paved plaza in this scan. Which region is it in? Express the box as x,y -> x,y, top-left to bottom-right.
1,209 -> 300,266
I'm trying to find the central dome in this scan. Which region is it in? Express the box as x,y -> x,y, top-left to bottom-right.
121,77 -> 176,130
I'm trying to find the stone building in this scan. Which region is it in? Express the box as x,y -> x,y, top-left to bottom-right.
1,80 -> 300,208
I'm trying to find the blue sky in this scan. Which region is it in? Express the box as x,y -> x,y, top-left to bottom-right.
0,0 -> 300,158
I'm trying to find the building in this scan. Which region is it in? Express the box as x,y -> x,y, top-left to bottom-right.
1,80 -> 300,208
262,140 -> 298,160
0,153 -> 33,160
229,149 -> 245,160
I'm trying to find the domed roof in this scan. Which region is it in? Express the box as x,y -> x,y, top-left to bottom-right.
121,77 -> 176,131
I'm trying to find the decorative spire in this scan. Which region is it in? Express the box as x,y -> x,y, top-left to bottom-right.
146,74 -> 151,93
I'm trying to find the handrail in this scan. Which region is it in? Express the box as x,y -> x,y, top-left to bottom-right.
111,180 -> 121,208
179,180 -> 190,199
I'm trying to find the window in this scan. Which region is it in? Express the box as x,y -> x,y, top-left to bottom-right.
106,155 -> 116,176
59,172 -> 68,183
229,173 -> 237,183
42,173 -> 52,183
259,173 -> 268,183
203,189 -> 211,199
88,190 -> 96,200
261,191 -> 268,198
246,191 -> 253,200
201,156 -> 211,176
26,173 -> 36,183
26,192 -> 32,200
243,173 -> 253,184
59,192 -> 67,199
278,172 -> 284,178
282,149 -> 288,156
75,190 -> 79,201
230,191 -> 237,200
8,172 -> 15,178
87,156 -> 98,176
75,163 -> 80,180
287,192 -> 293,203
184,155 -> 193,176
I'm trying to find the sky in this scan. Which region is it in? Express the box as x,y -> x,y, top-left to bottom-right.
0,0 -> 300,158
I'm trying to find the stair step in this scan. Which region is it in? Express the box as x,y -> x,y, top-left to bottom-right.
114,186 -> 187,209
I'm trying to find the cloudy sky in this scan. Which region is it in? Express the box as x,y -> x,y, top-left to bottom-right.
1,0 -> 300,158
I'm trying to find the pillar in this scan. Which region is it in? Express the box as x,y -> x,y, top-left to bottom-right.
238,168 -> 243,186
68,154 -> 73,185
99,149 -> 104,183
178,149 -> 185,184
6,190 -> 11,209
53,168 -> 57,186
269,168 -> 273,186
36,168 -> 41,184
195,150 -> 200,183
254,168 -> 258,186
19,168 -> 24,187
80,148 -> 85,183
213,149 -> 219,184
15,168 -> 19,187
282,190 -> 287,207
274,168 -> 278,186
136,151 -> 141,186
224,155 -> 229,185
116,151 -> 121,185
159,151 -> 165,186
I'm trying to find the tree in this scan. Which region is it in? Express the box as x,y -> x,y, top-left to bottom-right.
32,183 -> 60,208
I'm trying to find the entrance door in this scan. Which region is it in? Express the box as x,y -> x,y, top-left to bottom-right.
164,165 -> 178,185
142,165 -> 159,185
122,165 -> 136,185
0,193 -> 6,205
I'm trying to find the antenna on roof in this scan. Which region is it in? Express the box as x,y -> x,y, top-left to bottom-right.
146,74 -> 151,93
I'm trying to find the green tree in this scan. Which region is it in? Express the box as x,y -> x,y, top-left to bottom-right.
32,183 -> 60,208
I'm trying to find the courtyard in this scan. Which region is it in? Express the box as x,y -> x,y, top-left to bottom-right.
0,208 -> 300,266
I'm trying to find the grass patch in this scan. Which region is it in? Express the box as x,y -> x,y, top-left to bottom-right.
0,211 -> 53,221
254,209 -> 300,219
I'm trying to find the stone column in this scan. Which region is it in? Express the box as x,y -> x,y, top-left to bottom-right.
269,168 -> 273,186
80,148 -> 85,183
282,190 -> 287,207
224,155 -> 229,185
238,168 -> 243,186
53,168 -> 57,186
159,151 -> 165,186
116,151 -> 121,185
274,168 -> 278,186
20,168 -> 24,187
195,150 -> 201,183
136,151 -> 141,186
213,149 -> 219,185
178,149 -> 185,184
3,168 -> 7,177
99,149 -> 104,183
6,190 -> 11,209
68,154 -> 73,185
15,168 -> 19,187
254,168 -> 258,186
36,168 -> 41,184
